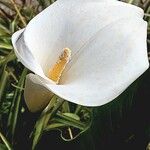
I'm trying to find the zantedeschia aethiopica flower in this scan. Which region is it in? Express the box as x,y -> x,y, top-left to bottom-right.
12,0 -> 149,112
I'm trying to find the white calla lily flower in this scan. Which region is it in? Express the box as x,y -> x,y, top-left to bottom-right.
12,0 -> 149,112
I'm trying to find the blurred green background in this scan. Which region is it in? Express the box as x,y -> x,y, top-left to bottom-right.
0,0 -> 150,150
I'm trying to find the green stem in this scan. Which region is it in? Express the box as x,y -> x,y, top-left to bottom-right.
0,24 -> 11,35
32,97 -> 64,150
145,13 -> 150,17
0,0 -> 15,11
55,112 -> 86,130
0,43 -> 13,50
0,131 -> 12,150
75,105 -> 82,114
128,0 -> 134,4
62,101 -> 70,113
0,52 -> 16,66
0,66 -> 9,102
50,0 -> 55,4
44,123 -> 67,132
43,99 -> 65,127
10,0 -> 26,27
7,68 -> 28,138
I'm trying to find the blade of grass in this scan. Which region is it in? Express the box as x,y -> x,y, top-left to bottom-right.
0,0 -> 15,11
0,42 -> 13,50
0,66 -> 9,103
145,13 -> 150,17
54,113 -> 86,130
128,0 -> 135,4
75,105 -> 82,114
7,68 -> 28,138
50,0 -> 55,4
62,101 -> 70,113
10,0 -> 26,27
0,52 -> 16,66
44,123 -> 67,132
0,24 -> 11,35
0,131 -> 12,150
32,97 -> 64,150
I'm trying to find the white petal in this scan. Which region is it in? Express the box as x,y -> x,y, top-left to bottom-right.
12,30 -> 55,84
12,30 -> 44,75
42,17 -> 149,106
24,73 -> 53,112
22,0 -> 143,76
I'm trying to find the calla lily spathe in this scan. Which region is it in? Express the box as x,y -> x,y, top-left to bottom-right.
12,0 -> 149,112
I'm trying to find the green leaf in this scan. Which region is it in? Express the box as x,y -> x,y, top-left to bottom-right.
44,123 -> 67,131
0,131 -> 12,150
31,97 -> 64,150
63,113 -> 80,121
0,52 -> 16,66
0,66 -> 9,102
0,0 -> 15,11
0,143 -> 7,150
54,112 -> 86,131
62,101 -> 70,113
7,68 -> 28,138
0,42 -> 13,50
0,24 -> 11,35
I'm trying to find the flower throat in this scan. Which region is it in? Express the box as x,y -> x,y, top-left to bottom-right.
48,48 -> 71,84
